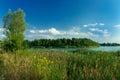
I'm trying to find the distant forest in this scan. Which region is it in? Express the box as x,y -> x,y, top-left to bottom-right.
1,38 -> 119,49
100,43 -> 120,46
23,38 -> 99,48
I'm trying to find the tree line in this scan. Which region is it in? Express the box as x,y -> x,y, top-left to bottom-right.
23,38 -> 99,48
100,43 -> 120,46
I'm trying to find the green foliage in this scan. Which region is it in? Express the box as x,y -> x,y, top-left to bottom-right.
66,50 -> 120,80
23,40 -> 30,49
1,50 -> 120,80
29,38 -> 99,48
100,43 -> 120,46
3,9 -> 27,52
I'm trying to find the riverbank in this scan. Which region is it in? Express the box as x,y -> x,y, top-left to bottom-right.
0,49 -> 120,80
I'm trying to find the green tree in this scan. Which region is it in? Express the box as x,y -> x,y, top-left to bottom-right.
3,9 -> 27,52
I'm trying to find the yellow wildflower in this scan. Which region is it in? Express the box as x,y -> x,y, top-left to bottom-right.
34,55 -> 36,59
43,57 -> 47,60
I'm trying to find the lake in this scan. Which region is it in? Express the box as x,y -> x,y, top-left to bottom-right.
89,46 -> 120,52
34,46 -> 120,52
37,48 -> 77,51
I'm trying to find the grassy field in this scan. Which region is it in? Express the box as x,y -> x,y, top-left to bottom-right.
0,49 -> 120,80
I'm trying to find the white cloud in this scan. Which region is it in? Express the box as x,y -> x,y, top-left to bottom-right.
30,28 -> 61,35
83,25 -> 88,27
83,23 -> 105,27
89,28 -> 103,32
114,24 -> 120,28
29,30 -> 36,33
26,26 -> 114,43
89,28 -> 110,37
0,27 -> 5,39
99,23 -> 105,26
1,34 -> 5,37
38,30 -> 48,33
83,23 -> 97,27
89,23 -> 98,26
0,28 -> 5,32
66,27 -> 80,35
0,28 -> 4,32
27,27 -> 99,40
48,28 -> 60,35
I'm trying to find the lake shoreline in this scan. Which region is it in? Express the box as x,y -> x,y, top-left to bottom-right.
30,46 -> 120,52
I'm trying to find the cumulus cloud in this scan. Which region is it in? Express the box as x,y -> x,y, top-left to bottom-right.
48,28 -> 60,35
27,27 -> 99,40
26,25 -> 112,42
30,28 -> 61,35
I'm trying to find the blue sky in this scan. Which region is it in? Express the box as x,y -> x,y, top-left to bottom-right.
0,0 -> 120,43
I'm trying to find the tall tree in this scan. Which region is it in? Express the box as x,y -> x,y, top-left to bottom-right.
3,9 -> 27,52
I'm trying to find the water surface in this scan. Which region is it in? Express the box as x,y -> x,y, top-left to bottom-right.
89,46 -> 120,52
34,46 -> 120,52
36,48 -> 77,51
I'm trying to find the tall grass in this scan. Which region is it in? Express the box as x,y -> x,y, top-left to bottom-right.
0,49 -> 120,80
67,50 -> 120,80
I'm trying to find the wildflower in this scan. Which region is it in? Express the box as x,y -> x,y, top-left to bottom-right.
34,55 -> 36,59
43,57 -> 47,60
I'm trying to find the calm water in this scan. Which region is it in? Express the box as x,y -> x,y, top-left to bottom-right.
37,48 -> 77,51
35,46 -> 120,52
89,46 -> 120,52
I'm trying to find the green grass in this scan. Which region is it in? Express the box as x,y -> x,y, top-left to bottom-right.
0,49 -> 120,80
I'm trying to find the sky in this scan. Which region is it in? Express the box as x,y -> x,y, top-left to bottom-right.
0,0 -> 120,43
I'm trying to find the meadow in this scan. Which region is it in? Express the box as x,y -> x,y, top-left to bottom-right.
0,49 -> 120,80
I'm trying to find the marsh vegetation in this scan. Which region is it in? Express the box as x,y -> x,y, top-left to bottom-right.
1,50 -> 120,80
